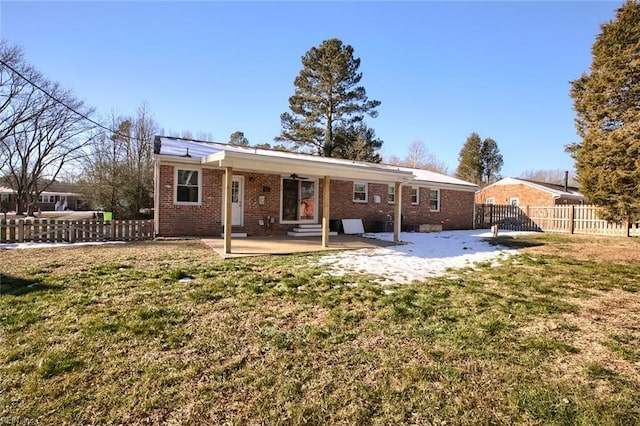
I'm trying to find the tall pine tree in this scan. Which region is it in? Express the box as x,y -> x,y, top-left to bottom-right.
568,0 -> 640,221
455,132 -> 503,186
480,137 -> 503,184
277,38 -> 382,160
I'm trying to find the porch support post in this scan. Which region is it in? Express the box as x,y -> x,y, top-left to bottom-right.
322,175 -> 330,248
394,181 -> 402,243
224,167 -> 233,254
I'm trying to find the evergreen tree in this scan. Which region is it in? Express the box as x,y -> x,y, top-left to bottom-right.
455,132 -> 503,186
333,124 -> 382,163
229,131 -> 249,146
568,0 -> 640,221
480,137 -> 503,184
456,133 -> 483,185
277,38 -> 381,159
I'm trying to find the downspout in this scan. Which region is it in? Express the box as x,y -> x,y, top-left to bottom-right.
473,199 -> 476,230
153,158 -> 160,237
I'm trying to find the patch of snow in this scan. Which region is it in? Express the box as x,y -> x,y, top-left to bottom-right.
0,241 -> 126,250
318,230 -> 527,285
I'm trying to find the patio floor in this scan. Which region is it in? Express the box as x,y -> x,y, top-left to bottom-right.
201,234 -> 400,258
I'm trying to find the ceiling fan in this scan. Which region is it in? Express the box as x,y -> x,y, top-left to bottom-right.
289,173 -> 309,180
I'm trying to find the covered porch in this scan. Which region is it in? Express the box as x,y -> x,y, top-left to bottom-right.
154,137 -> 415,255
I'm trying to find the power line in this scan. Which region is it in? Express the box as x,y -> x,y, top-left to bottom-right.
0,58 -> 146,143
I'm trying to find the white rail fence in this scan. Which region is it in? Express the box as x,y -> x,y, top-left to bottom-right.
476,204 -> 639,238
0,219 -> 154,243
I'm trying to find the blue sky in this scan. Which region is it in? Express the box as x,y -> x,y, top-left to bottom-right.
1,1 -> 621,177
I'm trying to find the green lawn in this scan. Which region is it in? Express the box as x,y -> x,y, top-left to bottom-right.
1,235 -> 639,425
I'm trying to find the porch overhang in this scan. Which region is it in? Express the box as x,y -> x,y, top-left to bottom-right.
199,150 -> 414,184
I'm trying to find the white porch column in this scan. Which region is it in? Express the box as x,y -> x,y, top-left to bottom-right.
224,167 -> 233,254
322,175 -> 330,248
394,181 -> 402,243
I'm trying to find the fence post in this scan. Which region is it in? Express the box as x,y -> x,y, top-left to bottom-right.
624,219 -> 630,238
17,219 -> 24,243
489,204 -> 494,227
569,205 -> 575,235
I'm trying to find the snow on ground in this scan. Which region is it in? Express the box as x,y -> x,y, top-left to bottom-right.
317,230 -> 526,285
0,241 -> 125,250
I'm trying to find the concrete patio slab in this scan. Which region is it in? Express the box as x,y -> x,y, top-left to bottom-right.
201,234 -> 400,258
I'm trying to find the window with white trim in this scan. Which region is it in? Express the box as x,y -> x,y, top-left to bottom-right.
176,168 -> 201,204
429,189 -> 440,211
485,197 -> 495,205
411,187 -> 419,205
38,194 -> 55,203
353,182 -> 368,202
387,185 -> 395,204
510,197 -> 519,207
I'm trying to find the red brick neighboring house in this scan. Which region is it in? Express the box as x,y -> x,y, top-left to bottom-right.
0,182 -> 88,213
153,136 -> 478,243
475,177 -> 584,207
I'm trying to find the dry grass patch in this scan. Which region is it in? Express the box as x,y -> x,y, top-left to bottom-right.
1,236 -> 639,424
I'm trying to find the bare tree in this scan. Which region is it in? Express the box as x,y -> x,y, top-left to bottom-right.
386,141 -> 449,174
1,40 -> 95,215
82,113 -> 130,216
125,102 -> 157,218
82,103 -> 157,219
519,169 -> 578,187
404,140 -> 428,168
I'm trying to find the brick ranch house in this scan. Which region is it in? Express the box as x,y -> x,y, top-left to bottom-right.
0,182 -> 88,213
153,136 -> 478,253
475,177 -> 584,207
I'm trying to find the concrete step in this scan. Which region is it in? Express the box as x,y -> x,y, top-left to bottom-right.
219,232 -> 248,238
296,223 -> 322,229
287,231 -> 338,237
291,227 -> 325,233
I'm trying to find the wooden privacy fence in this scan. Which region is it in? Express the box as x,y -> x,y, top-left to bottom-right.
0,219 -> 154,243
476,204 -> 640,237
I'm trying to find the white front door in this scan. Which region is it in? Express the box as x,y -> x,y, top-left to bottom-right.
231,176 -> 243,226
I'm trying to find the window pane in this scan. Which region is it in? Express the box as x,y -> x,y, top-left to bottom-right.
430,190 -> 439,210
231,181 -> 239,203
178,170 -> 198,186
177,186 -> 198,202
300,181 -> 315,220
411,188 -> 419,203
354,182 -> 367,201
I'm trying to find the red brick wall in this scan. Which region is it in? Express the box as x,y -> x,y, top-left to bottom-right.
325,181 -> 474,231
157,164 -> 475,236
476,184 -> 553,206
157,165 -> 288,237
475,184 -> 582,207
401,186 -> 475,230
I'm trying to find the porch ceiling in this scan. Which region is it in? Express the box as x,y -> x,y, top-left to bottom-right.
200,150 -> 414,183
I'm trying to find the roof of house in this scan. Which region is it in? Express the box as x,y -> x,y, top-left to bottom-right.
0,182 -> 83,197
481,177 -> 584,199
154,136 -> 478,192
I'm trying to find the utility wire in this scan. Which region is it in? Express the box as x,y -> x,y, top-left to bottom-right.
0,58 -> 147,143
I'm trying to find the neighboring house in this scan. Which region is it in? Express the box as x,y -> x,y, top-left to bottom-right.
475,177 -> 584,207
0,182 -> 88,213
153,136 -> 478,240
